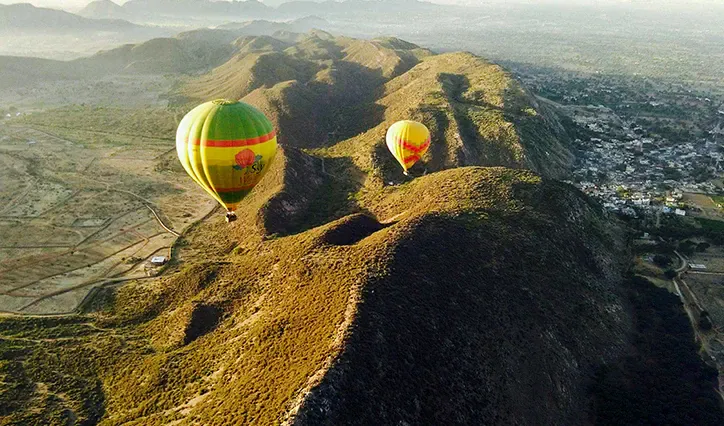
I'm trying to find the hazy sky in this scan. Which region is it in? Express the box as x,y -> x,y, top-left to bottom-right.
2,0 -> 472,9
0,0 -> 717,11
0,0 -> 119,8
0,0 -> 92,7
0,0 -> 462,12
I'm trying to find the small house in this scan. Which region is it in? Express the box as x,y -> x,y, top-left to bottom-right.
150,256 -> 168,266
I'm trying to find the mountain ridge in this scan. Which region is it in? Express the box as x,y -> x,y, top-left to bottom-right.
0,159 -> 637,424
76,0 -> 447,21
4,29 -> 718,426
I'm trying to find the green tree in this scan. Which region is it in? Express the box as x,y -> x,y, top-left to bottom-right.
678,240 -> 697,257
653,254 -> 672,267
696,242 -> 710,253
699,311 -> 713,331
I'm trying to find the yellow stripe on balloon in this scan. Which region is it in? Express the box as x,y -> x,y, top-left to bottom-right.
192,140 -> 277,165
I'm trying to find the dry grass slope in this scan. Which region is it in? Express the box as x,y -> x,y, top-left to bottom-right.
330,52 -> 573,182
0,163 -> 631,425
183,34 -> 434,149
0,33 -> 647,426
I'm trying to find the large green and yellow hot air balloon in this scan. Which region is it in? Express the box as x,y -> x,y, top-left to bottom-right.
386,120 -> 430,175
176,99 -> 277,222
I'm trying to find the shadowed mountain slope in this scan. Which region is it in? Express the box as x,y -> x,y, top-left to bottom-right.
184,34 -> 434,149
185,49 -> 319,101
290,170 -> 630,426
181,34 -> 572,175
321,51 -> 574,180
0,163 -> 634,425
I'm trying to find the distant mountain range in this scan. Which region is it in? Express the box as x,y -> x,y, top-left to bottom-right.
217,15 -> 329,34
0,2 -> 141,33
0,22 -> 334,88
0,2 -> 333,60
0,1 -> 446,39
78,0 -> 446,21
276,0 -> 440,17
120,0 -> 273,18
77,0 -> 129,19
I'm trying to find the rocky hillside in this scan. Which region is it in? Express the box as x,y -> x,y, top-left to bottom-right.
182,32 -> 573,177
1,31 -> 721,425
0,162 -> 635,425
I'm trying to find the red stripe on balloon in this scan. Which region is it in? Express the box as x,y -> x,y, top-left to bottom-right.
400,138 -> 430,153
403,155 -> 421,164
213,184 -> 258,193
193,130 -> 276,147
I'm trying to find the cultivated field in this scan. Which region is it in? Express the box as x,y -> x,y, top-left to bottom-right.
0,113 -> 215,314
688,246 -> 724,273
680,247 -> 724,375
681,271 -> 724,365
0,74 -> 175,110
684,192 -> 724,220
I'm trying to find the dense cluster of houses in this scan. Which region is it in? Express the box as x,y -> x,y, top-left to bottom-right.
574,180 -> 688,217
570,115 -> 723,215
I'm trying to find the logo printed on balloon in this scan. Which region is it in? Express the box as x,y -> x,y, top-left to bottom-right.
235,149 -> 256,168
233,149 -> 264,173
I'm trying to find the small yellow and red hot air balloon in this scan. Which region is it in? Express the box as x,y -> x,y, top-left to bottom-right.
385,120 -> 430,175
176,99 -> 277,222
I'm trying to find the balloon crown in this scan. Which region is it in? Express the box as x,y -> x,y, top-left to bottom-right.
212,99 -> 239,105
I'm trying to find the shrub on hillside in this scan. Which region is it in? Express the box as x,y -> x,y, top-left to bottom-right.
653,254 -> 672,267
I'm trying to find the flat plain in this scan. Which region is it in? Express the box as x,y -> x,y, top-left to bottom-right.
0,105 -> 216,314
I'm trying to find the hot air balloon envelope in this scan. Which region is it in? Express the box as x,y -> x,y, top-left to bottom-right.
176,99 -> 277,222
386,120 -> 430,175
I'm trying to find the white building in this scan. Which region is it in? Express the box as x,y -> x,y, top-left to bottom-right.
632,198 -> 651,206
150,256 -> 168,266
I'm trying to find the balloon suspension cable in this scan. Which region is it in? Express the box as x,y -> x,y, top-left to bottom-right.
225,211 -> 238,223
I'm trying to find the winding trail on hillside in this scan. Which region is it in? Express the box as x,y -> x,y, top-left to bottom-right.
73,174 -> 181,237
0,126 -> 185,314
